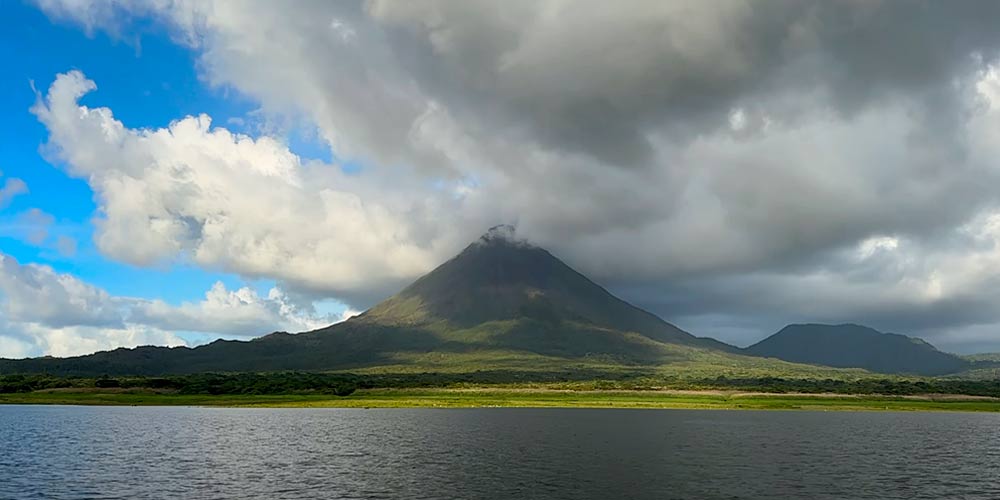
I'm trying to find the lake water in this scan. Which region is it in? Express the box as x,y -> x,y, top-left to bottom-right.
1,406 -> 998,499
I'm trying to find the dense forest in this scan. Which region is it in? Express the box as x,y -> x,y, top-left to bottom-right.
3,371 -> 1000,398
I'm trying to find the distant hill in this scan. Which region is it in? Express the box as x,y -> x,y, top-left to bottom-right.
1,226 -> 765,377
745,324 -> 969,376
955,353 -> 1000,379
963,353 -> 1000,363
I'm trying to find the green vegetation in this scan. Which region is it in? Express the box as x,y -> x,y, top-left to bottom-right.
0,372 -> 358,396
964,353 -> 1000,362
3,371 -> 1000,413
950,353 -> 1000,379
2,388 -> 999,412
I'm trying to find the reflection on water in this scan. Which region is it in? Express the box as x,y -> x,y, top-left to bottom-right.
1,406 -> 999,499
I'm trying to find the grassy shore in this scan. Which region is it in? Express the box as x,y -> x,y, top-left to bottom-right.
3,388 -> 1000,412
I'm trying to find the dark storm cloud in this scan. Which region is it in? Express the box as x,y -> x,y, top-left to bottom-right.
371,1 -> 1000,167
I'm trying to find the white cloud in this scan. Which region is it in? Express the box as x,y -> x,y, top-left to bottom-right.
130,281 -> 333,335
0,253 -> 123,328
0,251 -> 344,358
337,307 -> 361,323
31,71 -> 470,304
0,334 -> 36,360
0,208 -> 57,247
857,236 -> 900,260
55,235 -> 77,257
0,253 -> 188,358
19,208 -> 54,245
0,175 -> 28,208
1,320 -> 186,359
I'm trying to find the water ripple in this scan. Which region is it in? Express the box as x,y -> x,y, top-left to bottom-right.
0,406 -> 998,499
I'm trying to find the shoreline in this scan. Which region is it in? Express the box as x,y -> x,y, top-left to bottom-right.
3,388 -> 1000,412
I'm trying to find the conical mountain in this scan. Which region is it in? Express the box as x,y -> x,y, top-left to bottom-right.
357,225 -> 700,346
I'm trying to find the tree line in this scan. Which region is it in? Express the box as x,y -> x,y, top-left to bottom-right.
2,371 -> 1000,397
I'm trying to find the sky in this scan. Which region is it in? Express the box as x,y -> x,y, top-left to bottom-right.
2,1 -> 1000,357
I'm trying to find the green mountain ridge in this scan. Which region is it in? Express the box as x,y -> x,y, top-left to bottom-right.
963,352 -> 1000,362
745,323 -> 969,376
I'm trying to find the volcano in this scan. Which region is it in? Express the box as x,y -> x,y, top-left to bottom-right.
359,225 -> 709,346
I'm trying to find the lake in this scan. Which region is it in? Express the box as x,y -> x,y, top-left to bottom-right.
1,406 -> 998,499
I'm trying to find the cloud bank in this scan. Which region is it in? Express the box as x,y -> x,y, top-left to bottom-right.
0,252 -> 339,358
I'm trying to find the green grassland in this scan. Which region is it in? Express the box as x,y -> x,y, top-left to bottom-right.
3,370 -> 1000,412
3,388 -> 1000,412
